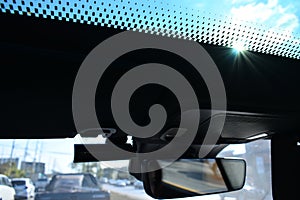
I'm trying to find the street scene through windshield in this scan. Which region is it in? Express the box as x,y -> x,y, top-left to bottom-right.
0,139 -> 271,200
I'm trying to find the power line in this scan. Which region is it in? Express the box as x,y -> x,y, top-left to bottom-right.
0,144 -> 72,155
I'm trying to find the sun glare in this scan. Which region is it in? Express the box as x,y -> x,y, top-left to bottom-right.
232,43 -> 246,53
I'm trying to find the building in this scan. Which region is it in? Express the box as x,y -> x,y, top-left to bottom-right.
21,161 -> 45,179
0,158 -> 19,166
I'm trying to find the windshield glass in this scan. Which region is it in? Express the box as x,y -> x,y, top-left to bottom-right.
11,180 -> 25,186
1,0 -> 299,59
0,1 -> 282,199
218,140 -> 272,200
0,138 -> 272,199
51,175 -> 82,190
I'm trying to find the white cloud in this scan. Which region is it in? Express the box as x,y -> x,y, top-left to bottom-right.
275,13 -> 299,32
230,0 -> 299,33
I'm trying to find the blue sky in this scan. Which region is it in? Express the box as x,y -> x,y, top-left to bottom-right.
171,0 -> 300,34
3,0 -> 299,35
0,139 -> 75,174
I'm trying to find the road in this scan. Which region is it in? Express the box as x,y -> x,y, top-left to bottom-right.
102,183 -> 153,200
102,183 -> 223,200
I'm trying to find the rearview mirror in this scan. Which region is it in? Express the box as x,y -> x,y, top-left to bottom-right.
142,158 -> 246,199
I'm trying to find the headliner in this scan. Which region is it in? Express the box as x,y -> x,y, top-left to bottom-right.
1,13 -> 300,141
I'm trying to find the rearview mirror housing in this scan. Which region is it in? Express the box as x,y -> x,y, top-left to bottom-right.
142,158 -> 246,199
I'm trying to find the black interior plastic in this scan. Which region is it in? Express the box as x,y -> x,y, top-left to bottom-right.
1,12 -> 300,141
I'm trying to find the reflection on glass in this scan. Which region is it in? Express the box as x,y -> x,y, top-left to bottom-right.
160,159 -> 227,194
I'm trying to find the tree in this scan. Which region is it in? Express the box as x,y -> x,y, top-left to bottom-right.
0,162 -> 25,178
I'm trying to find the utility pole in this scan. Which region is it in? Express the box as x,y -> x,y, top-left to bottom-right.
23,140 -> 29,162
38,141 -> 43,163
9,140 -> 15,162
32,140 -> 39,178
9,139 -> 16,175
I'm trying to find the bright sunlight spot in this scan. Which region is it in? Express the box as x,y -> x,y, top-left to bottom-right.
232,42 -> 246,53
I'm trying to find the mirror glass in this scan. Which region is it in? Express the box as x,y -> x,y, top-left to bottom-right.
160,159 -> 227,194
143,158 -> 246,199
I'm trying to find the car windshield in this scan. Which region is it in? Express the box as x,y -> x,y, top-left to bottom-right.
37,178 -> 47,181
0,138 -> 272,199
1,0 -> 300,59
51,176 -> 82,190
11,180 -> 26,186
0,0 -> 298,200
218,140 -> 272,200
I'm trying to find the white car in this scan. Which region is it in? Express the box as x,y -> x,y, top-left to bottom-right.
11,178 -> 35,200
115,179 -> 127,187
0,174 -> 15,200
133,180 -> 144,190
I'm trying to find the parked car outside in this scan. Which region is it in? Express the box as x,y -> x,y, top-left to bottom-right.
0,174 -> 15,200
34,178 -> 49,192
11,178 -> 35,200
108,179 -> 117,185
133,180 -> 144,190
35,173 -> 110,200
99,177 -> 108,184
114,180 -> 127,187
